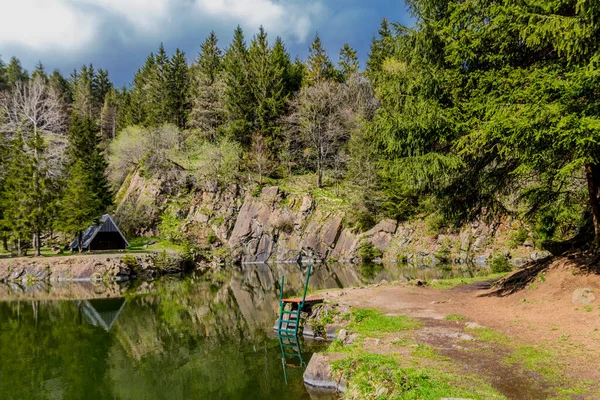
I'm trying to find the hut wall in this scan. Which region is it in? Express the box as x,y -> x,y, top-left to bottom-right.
89,232 -> 127,251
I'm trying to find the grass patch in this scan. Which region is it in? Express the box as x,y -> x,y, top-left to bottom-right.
445,314 -> 467,322
410,344 -> 448,360
349,309 -> 422,337
431,273 -> 508,290
126,237 -> 185,253
467,327 -> 511,345
332,353 -> 506,399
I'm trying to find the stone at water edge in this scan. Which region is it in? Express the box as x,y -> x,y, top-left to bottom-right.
337,329 -> 347,342
572,288 -> 596,305
303,353 -> 345,392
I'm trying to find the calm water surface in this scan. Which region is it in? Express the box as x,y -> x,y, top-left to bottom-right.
0,262 -> 488,399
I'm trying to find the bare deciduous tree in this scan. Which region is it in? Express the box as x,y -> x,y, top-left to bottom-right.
249,132 -> 273,184
0,76 -> 67,256
287,81 -> 348,188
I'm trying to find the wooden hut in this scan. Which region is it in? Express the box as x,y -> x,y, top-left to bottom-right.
69,214 -> 129,251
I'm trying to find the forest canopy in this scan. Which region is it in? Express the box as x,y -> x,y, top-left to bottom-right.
1,0 -> 600,255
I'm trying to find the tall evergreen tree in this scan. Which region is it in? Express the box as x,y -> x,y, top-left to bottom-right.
190,32 -> 226,138
338,43 -> 359,81
223,26 -> 253,144
247,26 -> 287,147
197,31 -> 222,85
71,65 -> 95,118
66,114 -> 113,209
305,34 -> 336,85
0,135 -> 36,255
59,159 -> 102,253
92,69 -> 112,112
366,18 -> 393,84
0,56 -> 7,91
31,61 -> 47,82
166,48 -> 190,129
5,57 -> 28,87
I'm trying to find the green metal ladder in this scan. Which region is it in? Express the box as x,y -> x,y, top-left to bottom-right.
277,333 -> 306,384
276,264 -> 313,338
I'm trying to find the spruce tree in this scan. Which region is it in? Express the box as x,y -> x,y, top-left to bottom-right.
366,19 -> 393,84
0,135 -> 39,256
31,61 -> 47,82
6,57 -> 28,87
166,48 -> 190,129
67,114 -> 113,210
0,56 -> 7,91
59,159 -> 102,253
247,26 -> 287,148
338,44 -> 359,82
190,32 -> 225,138
197,31 -> 222,85
71,65 -> 95,118
305,34 -> 336,85
223,26 -> 253,145
92,69 -> 112,113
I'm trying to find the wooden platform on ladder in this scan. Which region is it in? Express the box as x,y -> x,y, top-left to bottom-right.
276,265 -> 323,338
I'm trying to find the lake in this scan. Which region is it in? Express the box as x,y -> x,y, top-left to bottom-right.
0,261 -> 488,399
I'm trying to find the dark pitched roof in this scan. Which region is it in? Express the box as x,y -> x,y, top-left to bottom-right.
69,214 -> 129,250
78,298 -> 127,331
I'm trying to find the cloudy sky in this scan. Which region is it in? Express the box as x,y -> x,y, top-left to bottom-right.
0,0 -> 412,86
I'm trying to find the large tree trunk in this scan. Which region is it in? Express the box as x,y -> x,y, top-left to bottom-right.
585,164 -> 600,246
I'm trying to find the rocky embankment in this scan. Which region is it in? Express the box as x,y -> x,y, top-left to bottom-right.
116,167 -> 552,266
191,186 -> 550,265
0,252 -> 191,283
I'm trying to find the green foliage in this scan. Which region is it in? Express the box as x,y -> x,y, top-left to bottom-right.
509,226 -> 529,249
190,137 -> 242,189
158,210 -> 184,244
304,34 -> 337,85
489,254 -> 512,274
357,241 -> 383,263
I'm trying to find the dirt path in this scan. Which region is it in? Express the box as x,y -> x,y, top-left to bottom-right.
319,257 -> 600,398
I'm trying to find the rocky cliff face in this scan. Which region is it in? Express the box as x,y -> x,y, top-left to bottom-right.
118,174 -> 547,266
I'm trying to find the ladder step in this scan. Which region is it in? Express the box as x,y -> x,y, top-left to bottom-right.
278,329 -> 297,333
281,311 -> 298,315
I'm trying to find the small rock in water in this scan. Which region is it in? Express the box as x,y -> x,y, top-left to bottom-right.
572,288 -> 596,305
465,322 -> 483,329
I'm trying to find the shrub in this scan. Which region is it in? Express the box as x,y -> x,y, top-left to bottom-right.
207,230 -> 218,245
489,253 -> 512,273
158,210 -> 184,244
509,226 -> 528,248
357,241 -> 383,263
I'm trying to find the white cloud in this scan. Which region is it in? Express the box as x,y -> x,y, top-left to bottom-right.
198,0 -> 324,42
0,0 -> 98,50
0,0 -> 323,52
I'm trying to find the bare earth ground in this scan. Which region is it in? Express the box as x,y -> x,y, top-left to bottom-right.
320,256 -> 600,399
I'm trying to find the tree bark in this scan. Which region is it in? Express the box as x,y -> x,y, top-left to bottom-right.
78,231 -> 83,254
585,164 -> 600,246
